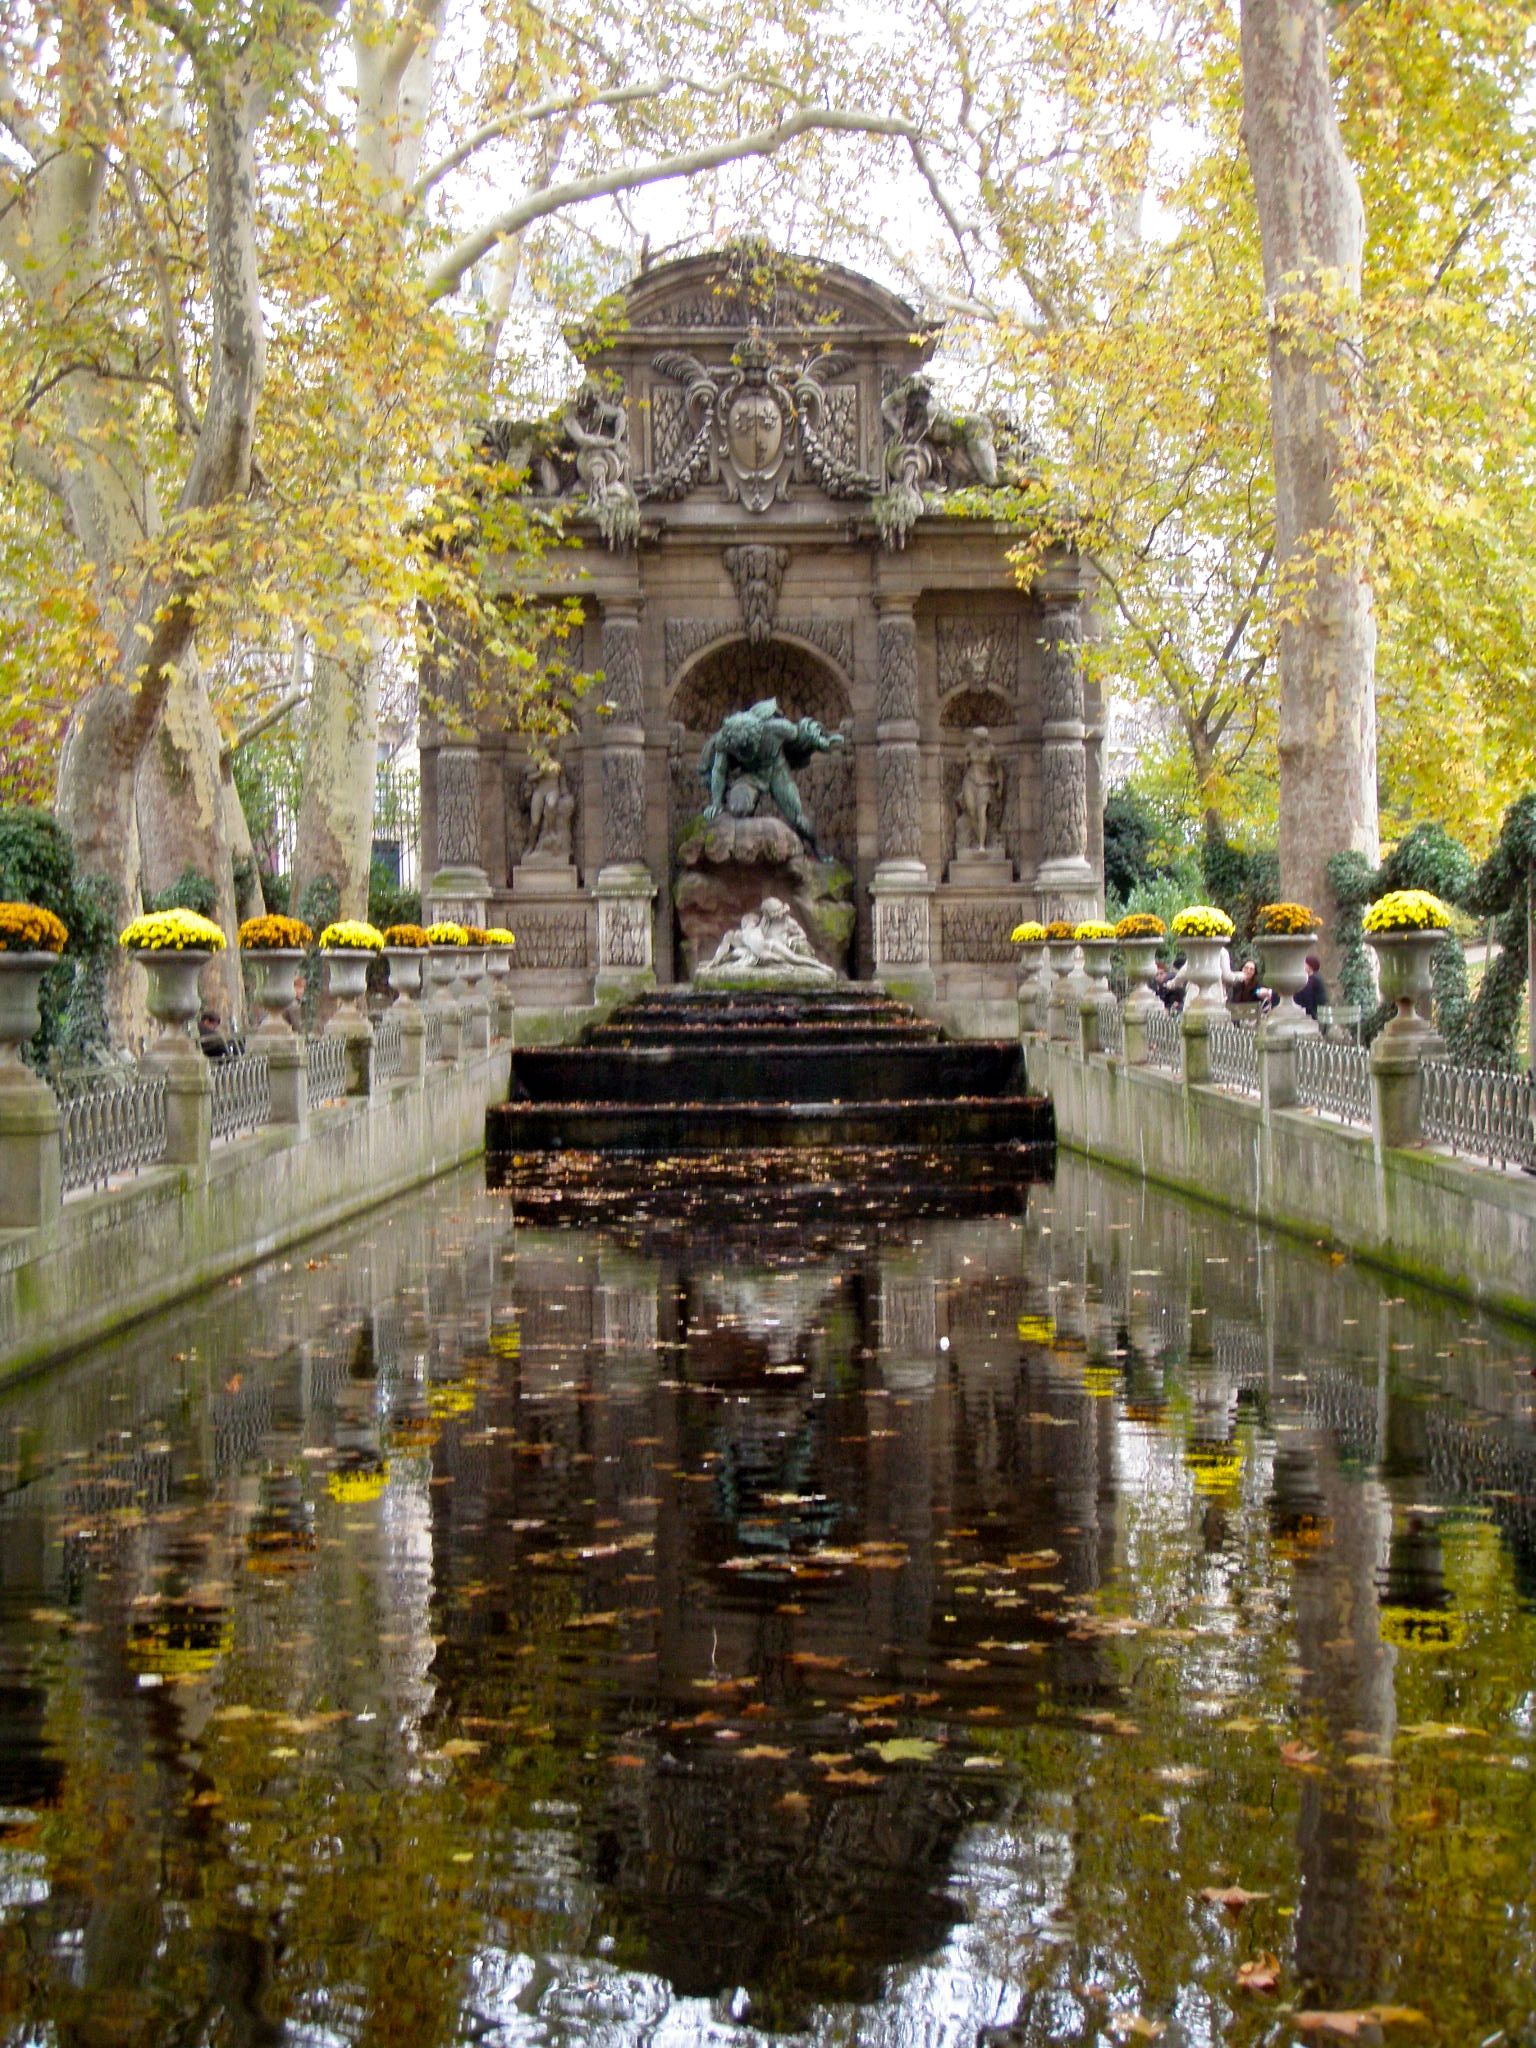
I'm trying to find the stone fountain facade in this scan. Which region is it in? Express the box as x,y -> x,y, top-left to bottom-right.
420,249 -> 1103,1032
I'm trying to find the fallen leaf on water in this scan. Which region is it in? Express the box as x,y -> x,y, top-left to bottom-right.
823,1767 -> 882,1787
809,1751 -> 852,1766
565,1611 -> 621,1629
945,1657 -> 987,1672
1235,1953 -> 1280,1993
1280,1741 -> 1321,1768
778,1791 -> 811,1814
1199,1886 -> 1270,1913
737,1744 -> 792,1761
438,1739 -> 484,1760
870,1737 -> 940,1763
609,1754 -> 646,1769
1295,2011 -> 1427,2039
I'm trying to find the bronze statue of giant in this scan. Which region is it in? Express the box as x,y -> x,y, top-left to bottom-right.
698,696 -> 845,861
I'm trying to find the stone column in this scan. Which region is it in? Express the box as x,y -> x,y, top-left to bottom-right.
593,601 -> 657,998
427,743 -> 490,925
1370,1038 -> 1425,1150
871,600 -> 935,999
1034,593 -> 1097,912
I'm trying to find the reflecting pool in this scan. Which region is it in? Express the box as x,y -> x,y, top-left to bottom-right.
1,1153 -> 1534,2046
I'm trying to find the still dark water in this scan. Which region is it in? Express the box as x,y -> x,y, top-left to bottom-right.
1,1152 -> 1535,2047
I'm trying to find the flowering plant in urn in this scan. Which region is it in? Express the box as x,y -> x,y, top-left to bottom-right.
1115,912 -> 1165,1016
1170,904 -> 1234,940
1363,890 -> 1453,1041
238,914 -> 312,951
1254,902 -> 1317,936
1114,912 -> 1165,940
317,919 -> 385,952
1010,922 -> 1047,944
1169,905 -> 1232,1013
120,909 -> 226,953
0,904 -> 68,954
1362,889 -> 1451,934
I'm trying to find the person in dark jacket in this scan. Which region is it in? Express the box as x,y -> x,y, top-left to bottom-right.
1296,955 -> 1327,1020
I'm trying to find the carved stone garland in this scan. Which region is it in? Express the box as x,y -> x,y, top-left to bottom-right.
723,544 -> 788,647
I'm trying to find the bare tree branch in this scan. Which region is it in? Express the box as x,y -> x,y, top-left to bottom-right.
423,104 -> 921,301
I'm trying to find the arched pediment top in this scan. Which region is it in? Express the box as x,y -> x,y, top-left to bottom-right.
589,250 -> 936,347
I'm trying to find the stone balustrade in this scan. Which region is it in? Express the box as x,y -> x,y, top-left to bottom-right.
0,978 -> 514,1381
1032,994 -> 1536,1324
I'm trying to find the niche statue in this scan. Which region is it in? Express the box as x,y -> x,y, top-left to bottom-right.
698,697 -> 845,861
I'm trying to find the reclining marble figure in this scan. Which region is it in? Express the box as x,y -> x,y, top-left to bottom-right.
703,898 -> 835,981
698,697 -> 845,860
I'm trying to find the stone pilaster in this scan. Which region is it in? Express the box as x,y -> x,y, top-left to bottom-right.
1034,593 -> 1097,910
594,601 -> 656,996
872,600 -> 934,996
427,743 -> 490,924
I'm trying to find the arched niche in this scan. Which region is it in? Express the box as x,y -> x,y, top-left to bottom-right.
667,637 -> 855,868
939,684 -> 1022,873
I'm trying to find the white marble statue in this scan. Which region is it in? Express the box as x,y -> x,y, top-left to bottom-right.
702,897 -> 834,980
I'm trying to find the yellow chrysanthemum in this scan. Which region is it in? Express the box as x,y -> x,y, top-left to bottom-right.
0,902 -> 68,954
1362,889 -> 1452,934
120,909 -> 227,953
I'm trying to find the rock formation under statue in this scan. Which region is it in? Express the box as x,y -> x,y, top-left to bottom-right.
675,813 -> 853,981
695,896 -> 837,988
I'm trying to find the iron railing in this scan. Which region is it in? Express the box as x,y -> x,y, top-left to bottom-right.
1296,1037 -> 1371,1127
210,1049 -> 271,1143
52,1067 -> 168,1193
424,1009 -> 448,1064
306,1034 -> 349,1106
374,1011 -> 403,1080
1422,1057 -> 1535,1173
1096,997 -> 1125,1059
1209,1020 -> 1260,1095
1145,1004 -> 1183,1075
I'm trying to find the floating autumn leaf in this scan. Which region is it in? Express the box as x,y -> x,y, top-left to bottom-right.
823,1767 -> 883,1787
1295,2012 -> 1427,2039
1235,1953 -> 1280,1993
737,1744 -> 793,1760
869,1737 -> 941,1763
1280,1741 -> 1322,1768
1199,1885 -> 1271,1913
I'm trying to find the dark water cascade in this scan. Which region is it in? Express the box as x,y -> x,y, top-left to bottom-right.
0,1154 -> 1534,2045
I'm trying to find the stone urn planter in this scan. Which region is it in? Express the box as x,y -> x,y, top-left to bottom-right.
1046,939 -> 1079,1041
1118,937 -> 1163,1017
245,948 -> 305,1034
0,953 -> 60,1077
1257,931 -> 1319,1036
384,947 -> 425,1007
425,949 -> 461,1005
1367,930 -> 1445,1042
1177,936 -> 1230,1014
132,948 -> 212,1044
1078,938 -> 1117,998
322,948 -> 373,1015
458,945 -> 488,996
1015,942 -> 1049,1032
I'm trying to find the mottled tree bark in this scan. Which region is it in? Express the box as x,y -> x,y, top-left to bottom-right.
1241,0 -> 1378,967
137,666 -> 245,1022
291,642 -> 382,919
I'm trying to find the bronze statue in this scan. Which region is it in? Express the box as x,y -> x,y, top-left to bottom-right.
698,696 -> 845,860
